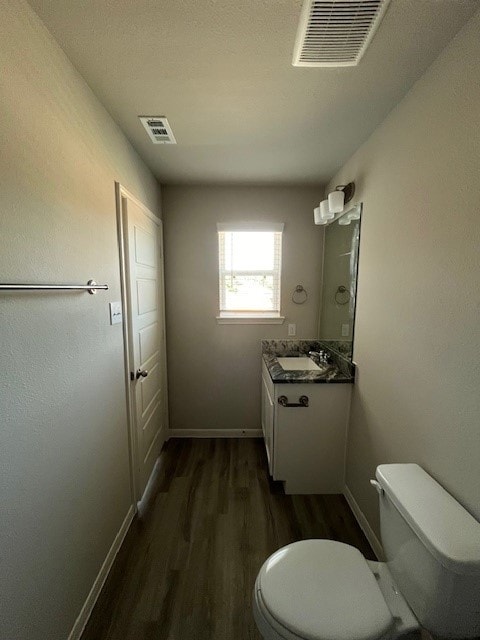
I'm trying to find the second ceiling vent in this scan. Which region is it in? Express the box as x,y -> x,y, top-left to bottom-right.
293,0 -> 391,67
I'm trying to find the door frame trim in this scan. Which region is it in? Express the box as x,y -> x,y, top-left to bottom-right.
115,182 -> 166,504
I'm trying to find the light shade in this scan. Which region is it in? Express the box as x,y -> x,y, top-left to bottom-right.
320,199 -> 334,221
328,190 -> 345,213
314,206 -> 327,225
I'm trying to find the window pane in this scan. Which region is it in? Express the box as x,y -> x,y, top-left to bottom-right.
225,274 -> 275,311
224,232 -> 275,271
218,229 -> 282,315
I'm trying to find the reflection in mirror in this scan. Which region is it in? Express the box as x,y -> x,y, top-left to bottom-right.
318,203 -> 362,361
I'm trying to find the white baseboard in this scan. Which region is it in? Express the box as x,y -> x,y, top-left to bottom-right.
67,504 -> 136,640
343,484 -> 384,560
168,428 -> 263,439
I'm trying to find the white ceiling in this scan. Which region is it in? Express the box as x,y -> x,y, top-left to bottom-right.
29,0 -> 477,185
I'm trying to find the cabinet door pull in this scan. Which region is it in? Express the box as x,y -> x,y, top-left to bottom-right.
278,395 -> 309,408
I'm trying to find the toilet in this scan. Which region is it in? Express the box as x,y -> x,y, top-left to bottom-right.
253,464 -> 480,640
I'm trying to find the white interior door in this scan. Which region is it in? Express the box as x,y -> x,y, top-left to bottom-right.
120,188 -> 168,503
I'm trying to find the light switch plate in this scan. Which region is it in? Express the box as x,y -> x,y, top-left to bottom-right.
288,323 -> 296,336
109,301 -> 123,325
341,323 -> 350,337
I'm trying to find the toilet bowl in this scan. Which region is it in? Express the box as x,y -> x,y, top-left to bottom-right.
253,464 -> 480,640
253,539 -> 418,640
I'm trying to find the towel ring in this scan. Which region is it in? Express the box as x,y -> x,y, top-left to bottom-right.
292,284 -> 308,305
334,285 -> 350,305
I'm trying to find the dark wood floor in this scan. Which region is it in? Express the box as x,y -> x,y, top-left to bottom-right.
82,438 -> 374,640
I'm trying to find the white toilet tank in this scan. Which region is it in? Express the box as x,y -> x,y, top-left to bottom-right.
376,464 -> 480,639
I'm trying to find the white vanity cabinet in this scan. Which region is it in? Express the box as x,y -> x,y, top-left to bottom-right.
261,361 -> 351,494
261,369 -> 275,473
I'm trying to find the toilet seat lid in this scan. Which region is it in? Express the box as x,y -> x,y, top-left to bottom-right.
258,540 -> 394,640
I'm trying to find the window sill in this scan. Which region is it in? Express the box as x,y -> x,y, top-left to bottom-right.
216,315 -> 285,325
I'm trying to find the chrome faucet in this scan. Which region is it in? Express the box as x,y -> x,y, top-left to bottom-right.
309,350 -> 331,366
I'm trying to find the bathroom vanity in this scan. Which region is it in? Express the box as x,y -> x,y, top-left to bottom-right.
261,340 -> 354,494
260,205 -> 361,494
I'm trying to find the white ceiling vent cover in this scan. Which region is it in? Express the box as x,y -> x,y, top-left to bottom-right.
139,116 -> 176,144
293,0 -> 391,67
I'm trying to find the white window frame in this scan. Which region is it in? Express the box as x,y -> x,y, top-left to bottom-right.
216,222 -> 285,325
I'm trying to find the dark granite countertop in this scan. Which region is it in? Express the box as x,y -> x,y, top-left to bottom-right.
262,339 -> 355,384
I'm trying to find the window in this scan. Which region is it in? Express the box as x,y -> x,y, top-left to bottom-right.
217,222 -> 284,324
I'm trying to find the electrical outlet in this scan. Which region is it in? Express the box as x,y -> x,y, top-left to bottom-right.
288,323 -> 296,337
109,301 -> 123,325
341,323 -> 350,337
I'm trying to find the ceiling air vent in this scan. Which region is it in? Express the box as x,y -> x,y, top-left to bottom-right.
139,116 -> 176,144
292,0 -> 391,67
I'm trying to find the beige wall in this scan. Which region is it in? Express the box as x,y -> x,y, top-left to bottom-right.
328,10 -> 480,538
163,186 -> 323,432
0,2 -> 161,639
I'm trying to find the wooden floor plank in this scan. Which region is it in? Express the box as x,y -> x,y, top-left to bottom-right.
81,438 -> 375,640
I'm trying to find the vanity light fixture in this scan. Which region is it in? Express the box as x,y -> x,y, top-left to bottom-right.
314,182 -> 356,225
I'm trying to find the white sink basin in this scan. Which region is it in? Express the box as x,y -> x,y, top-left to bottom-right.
277,357 -> 321,371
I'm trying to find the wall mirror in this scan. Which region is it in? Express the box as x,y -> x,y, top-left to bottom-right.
318,203 -> 362,361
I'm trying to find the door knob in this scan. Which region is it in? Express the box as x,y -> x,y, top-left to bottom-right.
135,369 -> 148,379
